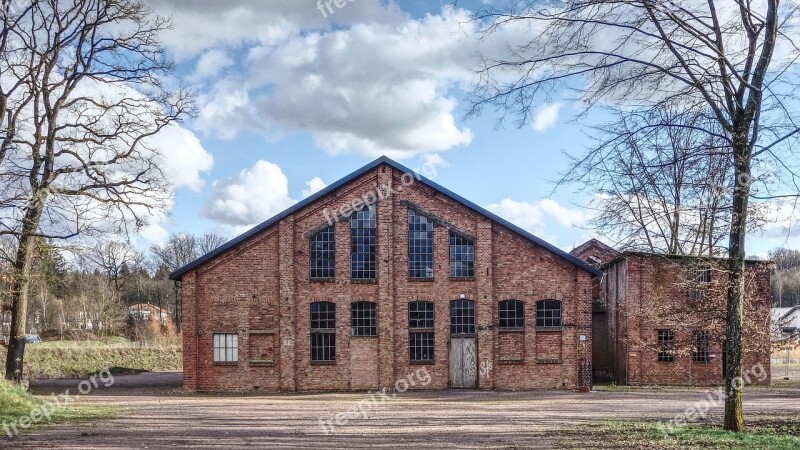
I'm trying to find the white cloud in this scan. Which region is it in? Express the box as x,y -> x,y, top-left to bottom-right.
302,177 -> 327,198
191,49 -> 234,81
531,103 -> 564,132
149,125 -> 214,191
153,0 -> 406,60
140,223 -> 169,246
486,198 -> 586,235
203,160 -> 296,227
184,5 -> 494,158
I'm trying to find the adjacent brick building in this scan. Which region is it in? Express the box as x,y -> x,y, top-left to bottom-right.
570,239 -> 619,380
585,248 -> 772,385
171,157 -> 601,393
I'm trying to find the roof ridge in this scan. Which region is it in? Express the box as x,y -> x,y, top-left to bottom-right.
170,156 -> 602,280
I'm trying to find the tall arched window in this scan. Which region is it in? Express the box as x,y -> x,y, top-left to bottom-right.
351,206 -> 376,280
408,209 -> 434,279
535,300 -> 562,328
310,302 -> 336,362
310,225 -> 335,279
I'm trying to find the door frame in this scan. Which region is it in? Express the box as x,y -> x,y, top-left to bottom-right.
449,335 -> 478,389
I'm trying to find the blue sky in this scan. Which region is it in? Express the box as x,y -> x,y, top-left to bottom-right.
143,0 -> 798,257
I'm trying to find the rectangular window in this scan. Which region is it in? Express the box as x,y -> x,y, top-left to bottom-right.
536,300 -> 562,328
311,302 -> 336,362
310,225 -> 335,279
499,300 -> 525,330
688,265 -> 711,300
449,232 -> 474,278
408,209 -> 434,279
409,301 -> 434,362
409,331 -> 434,362
351,206 -> 376,280
658,329 -> 675,362
213,333 -> 238,363
693,330 -> 710,362
351,301 -> 377,336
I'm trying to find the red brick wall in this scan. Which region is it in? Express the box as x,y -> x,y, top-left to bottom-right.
180,163 -> 594,392
602,254 -> 771,385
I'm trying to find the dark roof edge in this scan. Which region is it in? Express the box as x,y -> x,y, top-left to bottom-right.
601,250 -> 774,269
776,305 -> 800,321
170,156 -> 602,280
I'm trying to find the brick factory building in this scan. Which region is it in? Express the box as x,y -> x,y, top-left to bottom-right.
170,157 -> 601,392
576,246 -> 772,386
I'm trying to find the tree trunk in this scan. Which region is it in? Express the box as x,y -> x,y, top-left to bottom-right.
723,141 -> 751,431
4,195 -> 46,382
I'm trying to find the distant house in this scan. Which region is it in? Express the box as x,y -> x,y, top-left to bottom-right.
128,303 -> 173,326
772,306 -> 800,337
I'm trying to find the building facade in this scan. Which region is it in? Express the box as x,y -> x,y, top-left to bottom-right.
171,157 -> 600,393
595,251 -> 771,385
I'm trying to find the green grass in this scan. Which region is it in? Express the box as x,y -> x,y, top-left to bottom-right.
0,378 -> 119,436
0,344 -> 181,378
575,420 -> 800,449
36,337 -> 135,349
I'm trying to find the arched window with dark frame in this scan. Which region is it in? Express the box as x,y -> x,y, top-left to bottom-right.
408,209 -> 434,279
351,301 -> 377,337
351,205 -> 376,280
498,300 -> 525,330
535,300 -> 562,329
450,299 -> 475,335
310,302 -> 336,362
449,231 -> 474,278
409,301 -> 434,362
310,225 -> 335,279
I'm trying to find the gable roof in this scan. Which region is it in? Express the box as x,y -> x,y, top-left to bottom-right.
169,156 -> 602,280
570,239 -> 619,262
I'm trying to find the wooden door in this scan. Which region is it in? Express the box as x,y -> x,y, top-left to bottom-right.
450,337 -> 477,388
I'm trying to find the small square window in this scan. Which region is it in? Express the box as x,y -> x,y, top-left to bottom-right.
658,329 -> 675,362
536,300 -> 562,328
499,300 -> 525,330
213,333 -> 238,363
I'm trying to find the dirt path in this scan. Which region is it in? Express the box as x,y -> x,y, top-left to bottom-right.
9,373 -> 800,449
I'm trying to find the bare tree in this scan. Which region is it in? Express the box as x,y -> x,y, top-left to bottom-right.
565,105 -> 737,255
150,234 -> 199,274
1,0 -> 192,382
470,0 -> 800,430
196,233 -> 226,256
85,241 -> 141,292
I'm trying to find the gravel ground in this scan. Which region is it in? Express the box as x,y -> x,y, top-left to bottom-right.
7,370 -> 799,449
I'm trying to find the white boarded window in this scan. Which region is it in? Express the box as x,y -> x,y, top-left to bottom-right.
213,333 -> 239,363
